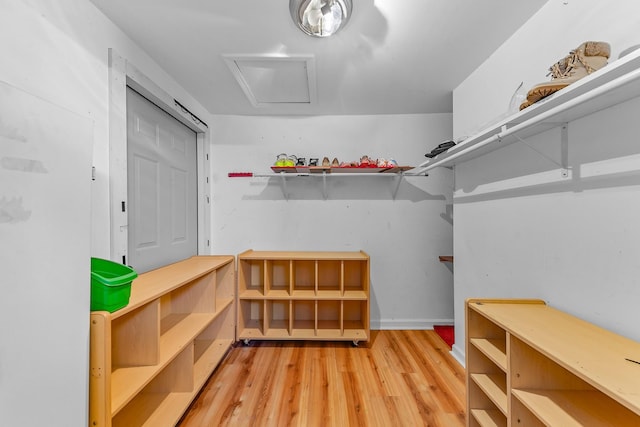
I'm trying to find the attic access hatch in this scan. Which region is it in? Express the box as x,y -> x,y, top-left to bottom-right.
224,55 -> 317,107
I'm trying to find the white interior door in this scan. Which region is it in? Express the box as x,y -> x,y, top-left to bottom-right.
127,87 -> 197,273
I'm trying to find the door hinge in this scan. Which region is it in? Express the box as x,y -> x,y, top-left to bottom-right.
121,201 -> 126,212
122,255 -> 126,265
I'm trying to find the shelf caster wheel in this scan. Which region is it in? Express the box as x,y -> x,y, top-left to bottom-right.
243,339 -> 251,346
352,340 -> 359,347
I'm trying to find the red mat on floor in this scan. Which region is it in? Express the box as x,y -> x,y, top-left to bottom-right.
434,325 -> 454,348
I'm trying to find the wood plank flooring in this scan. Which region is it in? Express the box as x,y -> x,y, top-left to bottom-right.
178,330 -> 466,427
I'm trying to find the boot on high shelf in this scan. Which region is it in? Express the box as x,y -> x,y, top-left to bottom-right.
520,41 -> 610,110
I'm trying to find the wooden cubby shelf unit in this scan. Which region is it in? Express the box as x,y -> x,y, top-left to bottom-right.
90,256 -> 236,427
237,250 -> 370,344
466,298 -> 640,427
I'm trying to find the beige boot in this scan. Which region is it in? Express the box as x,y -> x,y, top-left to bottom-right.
520,41 -> 610,110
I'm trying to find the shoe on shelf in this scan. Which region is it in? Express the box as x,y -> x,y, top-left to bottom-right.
308,158 -> 319,167
275,153 -> 288,166
322,157 -> 330,167
285,155 -> 297,167
425,140 -> 455,158
331,157 -> 339,167
520,41 -> 610,110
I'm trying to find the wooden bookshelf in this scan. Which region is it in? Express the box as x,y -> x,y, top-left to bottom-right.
466,298 -> 640,427
237,250 -> 369,344
90,256 -> 235,427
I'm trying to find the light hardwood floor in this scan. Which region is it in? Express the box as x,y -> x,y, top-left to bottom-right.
178,330 -> 466,427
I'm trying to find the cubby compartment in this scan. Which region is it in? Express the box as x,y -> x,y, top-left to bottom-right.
292,300 -> 316,338
510,334 -> 640,427
90,256 -> 236,427
343,259 -> 368,298
317,259 -> 341,296
238,299 -> 265,339
343,299 -> 368,340
266,259 -> 291,297
509,397 -> 544,427
266,300 -> 291,338
292,259 -> 315,297
238,256 -> 265,297
237,250 -> 369,343
466,299 -> 640,427
467,304 -> 507,372
194,300 -> 235,383
111,300 -> 160,369
468,379 -> 507,427
113,346 -> 194,427
317,300 -> 341,338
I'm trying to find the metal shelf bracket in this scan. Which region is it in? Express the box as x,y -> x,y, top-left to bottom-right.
513,122 -> 570,178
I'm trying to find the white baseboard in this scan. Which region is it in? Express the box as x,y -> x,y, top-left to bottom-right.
372,318 -> 454,330
450,343 -> 465,367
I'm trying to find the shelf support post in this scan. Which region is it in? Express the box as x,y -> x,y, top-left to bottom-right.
560,122 -> 569,178
392,174 -> 403,200
279,171 -> 289,200
322,171 -> 328,200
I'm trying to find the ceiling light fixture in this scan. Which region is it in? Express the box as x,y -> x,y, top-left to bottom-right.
290,0 -> 352,38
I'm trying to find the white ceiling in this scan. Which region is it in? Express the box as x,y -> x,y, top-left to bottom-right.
89,0 -> 548,116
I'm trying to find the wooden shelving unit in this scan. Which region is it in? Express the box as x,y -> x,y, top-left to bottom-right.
237,250 -> 370,344
90,256 -> 235,427
466,298 -> 640,427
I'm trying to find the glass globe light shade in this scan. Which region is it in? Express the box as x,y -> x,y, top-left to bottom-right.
290,0 -> 352,37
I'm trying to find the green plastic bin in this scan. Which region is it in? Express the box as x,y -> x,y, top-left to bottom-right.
90,257 -> 138,312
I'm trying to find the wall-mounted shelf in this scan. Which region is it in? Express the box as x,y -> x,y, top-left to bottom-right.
417,48 -> 640,174
253,169 -> 419,200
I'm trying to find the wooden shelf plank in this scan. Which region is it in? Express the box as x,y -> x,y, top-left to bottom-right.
291,328 -> 317,339
113,256 -> 235,319
291,289 -> 316,299
470,338 -> 507,372
193,338 -> 234,389
316,290 -> 342,299
470,374 -> 507,415
342,290 -> 368,300
265,289 -> 290,298
239,250 -> 370,261
512,389 -> 640,427
342,329 -> 368,341
238,289 -> 265,299
470,408 -> 506,427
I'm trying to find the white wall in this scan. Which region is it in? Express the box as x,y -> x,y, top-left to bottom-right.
0,1 -> 211,425
451,0 -> 640,363
1,2 -> 457,424
210,114 -> 454,328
